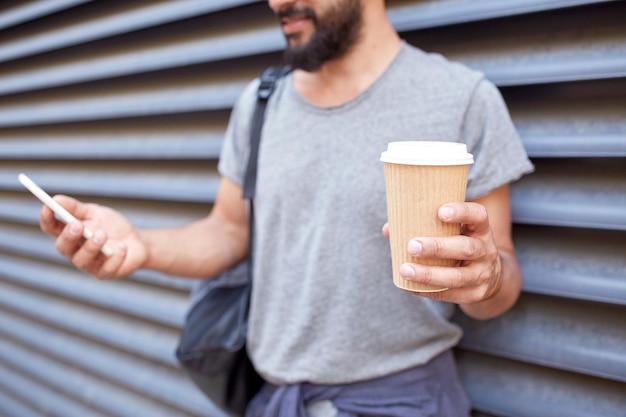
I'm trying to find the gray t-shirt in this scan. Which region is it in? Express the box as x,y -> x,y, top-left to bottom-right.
218,42 -> 533,385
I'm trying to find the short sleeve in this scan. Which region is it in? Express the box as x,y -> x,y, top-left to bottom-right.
217,79 -> 261,186
462,80 -> 534,200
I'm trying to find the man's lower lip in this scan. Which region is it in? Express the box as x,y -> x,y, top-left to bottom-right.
282,18 -> 310,36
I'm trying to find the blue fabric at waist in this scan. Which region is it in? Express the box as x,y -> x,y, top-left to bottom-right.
245,350 -> 471,417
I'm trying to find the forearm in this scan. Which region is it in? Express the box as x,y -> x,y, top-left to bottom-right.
459,248 -> 522,320
139,215 -> 248,278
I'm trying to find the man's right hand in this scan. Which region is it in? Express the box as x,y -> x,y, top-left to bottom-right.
39,195 -> 148,280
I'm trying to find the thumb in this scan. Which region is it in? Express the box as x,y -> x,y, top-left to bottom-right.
52,195 -> 91,220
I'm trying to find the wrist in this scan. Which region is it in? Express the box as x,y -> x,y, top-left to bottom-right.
484,253 -> 503,300
137,229 -> 158,270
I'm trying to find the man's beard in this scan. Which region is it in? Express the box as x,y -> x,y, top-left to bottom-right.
279,0 -> 363,72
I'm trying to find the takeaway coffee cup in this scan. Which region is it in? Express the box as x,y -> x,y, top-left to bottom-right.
380,141 -> 474,292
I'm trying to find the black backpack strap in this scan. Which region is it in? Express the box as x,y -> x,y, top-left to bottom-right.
242,65 -> 292,200
241,65 -> 291,286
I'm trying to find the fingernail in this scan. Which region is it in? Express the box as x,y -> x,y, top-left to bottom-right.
69,222 -> 81,236
93,230 -> 105,244
439,206 -> 454,221
408,240 -> 422,255
400,264 -> 415,278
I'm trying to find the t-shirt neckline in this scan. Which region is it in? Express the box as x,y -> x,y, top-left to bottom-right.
286,41 -> 409,113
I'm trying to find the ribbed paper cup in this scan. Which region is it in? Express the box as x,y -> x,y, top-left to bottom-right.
380,141 -> 474,292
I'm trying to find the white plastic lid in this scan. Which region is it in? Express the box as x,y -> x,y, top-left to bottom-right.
380,141 -> 474,166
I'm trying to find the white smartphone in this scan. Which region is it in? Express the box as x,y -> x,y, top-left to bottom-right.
18,173 -> 114,257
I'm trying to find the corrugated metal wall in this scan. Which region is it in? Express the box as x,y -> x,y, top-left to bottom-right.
0,1 -> 624,416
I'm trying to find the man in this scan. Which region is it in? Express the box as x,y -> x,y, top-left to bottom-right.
40,0 -> 533,416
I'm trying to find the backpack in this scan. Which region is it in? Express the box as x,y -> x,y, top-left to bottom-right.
175,66 -> 292,417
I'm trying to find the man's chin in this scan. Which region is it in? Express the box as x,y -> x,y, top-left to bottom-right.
285,32 -> 313,48
284,41 -> 308,58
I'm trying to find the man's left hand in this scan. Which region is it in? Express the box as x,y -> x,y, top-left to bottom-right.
392,202 -> 503,304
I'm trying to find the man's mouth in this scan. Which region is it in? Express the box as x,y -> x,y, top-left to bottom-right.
277,8 -> 316,38
281,14 -> 311,37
